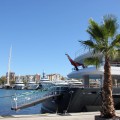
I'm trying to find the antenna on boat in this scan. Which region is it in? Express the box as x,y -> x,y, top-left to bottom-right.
42,70 -> 45,78
6,45 -> 12,87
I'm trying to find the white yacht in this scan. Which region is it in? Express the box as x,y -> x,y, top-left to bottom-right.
14,76 -> 25,90
67,51 -> 120,86
52,79 -> 83,87
66,50 -> 120,112
40,72 -> 53,90
52,79 -> 68,86
26,76 -> 39,90
66,79 -> 83,87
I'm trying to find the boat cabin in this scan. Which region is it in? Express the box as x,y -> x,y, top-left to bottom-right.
67,51 -> 120,88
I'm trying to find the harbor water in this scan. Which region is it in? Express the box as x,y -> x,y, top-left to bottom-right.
0,89 -> 42,116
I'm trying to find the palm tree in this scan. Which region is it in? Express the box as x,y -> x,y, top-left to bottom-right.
79,15 -> 120,118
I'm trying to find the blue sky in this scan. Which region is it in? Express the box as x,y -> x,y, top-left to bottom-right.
0,0 -> 120,77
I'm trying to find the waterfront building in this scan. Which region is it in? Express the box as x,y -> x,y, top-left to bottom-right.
34,74 -> 40,83
15,74 -> 41,84
47,73 -> 63,81
6,72 -> 15,81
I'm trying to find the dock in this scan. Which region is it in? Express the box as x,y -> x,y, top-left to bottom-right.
11,94 -> 60,110
1,111 -> 120,120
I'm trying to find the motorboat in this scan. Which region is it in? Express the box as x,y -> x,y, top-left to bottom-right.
65,79 -> 83,87
14,76 -> 25,90
40,72 -> 53,90
26,76 -> 39,90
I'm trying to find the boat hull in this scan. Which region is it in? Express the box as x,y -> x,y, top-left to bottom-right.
26,84 -> 39,90
41,87 -> 120,113
14,85 -> 25,90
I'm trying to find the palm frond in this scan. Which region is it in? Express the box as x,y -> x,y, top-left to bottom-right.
115,43 -> 120,48
84,57 -> 100,68
110,49 -> 120,61
79,40 -> 95,49
87,19 -> 105,41
103,14 -> 118,37
80,39 -> 109,54
108,48 -> 118,59
107,34 -> 120,53
111,34 -> 120,47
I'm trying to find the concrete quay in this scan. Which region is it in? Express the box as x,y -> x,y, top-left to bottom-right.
0,111 -> 120,120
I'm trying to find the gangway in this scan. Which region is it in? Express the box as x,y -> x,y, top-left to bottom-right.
11,89 -> 60,111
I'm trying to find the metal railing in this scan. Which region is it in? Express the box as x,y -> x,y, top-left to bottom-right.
11,89 -> 49,110
11,86 -> 69,110
110,63 -> 120,67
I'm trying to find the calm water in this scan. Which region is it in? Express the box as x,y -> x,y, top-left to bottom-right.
0,89 -> 42,115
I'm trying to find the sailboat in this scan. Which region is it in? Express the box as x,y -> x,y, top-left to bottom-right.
4,46 -> 12,89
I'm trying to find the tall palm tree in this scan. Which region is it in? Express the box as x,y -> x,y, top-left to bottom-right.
79,15 -> 120,118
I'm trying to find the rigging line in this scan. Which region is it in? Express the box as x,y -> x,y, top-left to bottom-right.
92,88 -> 102,105
66,91 -> 74,113
92,92 -> 101,105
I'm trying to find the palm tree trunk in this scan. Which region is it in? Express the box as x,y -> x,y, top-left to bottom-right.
101,55 -> 116,118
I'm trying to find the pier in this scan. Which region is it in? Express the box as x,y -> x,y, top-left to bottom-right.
11,94 -> 60,110
11,88 -> 61,111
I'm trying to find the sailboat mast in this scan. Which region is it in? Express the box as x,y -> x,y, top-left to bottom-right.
7,45 -> 12,85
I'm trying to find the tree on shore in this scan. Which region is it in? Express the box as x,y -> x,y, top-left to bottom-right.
0,76 -> 6,85
79,15 -> 120,118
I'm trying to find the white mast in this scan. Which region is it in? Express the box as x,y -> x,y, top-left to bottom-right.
7,45 -> 12,85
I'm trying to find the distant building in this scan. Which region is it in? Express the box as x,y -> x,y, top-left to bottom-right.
6,72 -> 15,81
47,73 -> 63,81
15,73 -> 64,83
34,74 -> 40,83
15,74 -> 40,83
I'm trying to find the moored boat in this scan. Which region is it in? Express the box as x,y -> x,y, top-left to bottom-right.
40,72 -> 53,90
26,76 -> 39,90
41,51 -> 120,113
14,76 -> 25,90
